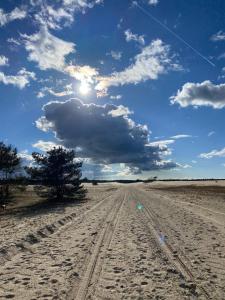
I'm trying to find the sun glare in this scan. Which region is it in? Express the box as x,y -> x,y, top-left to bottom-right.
79,82 -> 90,95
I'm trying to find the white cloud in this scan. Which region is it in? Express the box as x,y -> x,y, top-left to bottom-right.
100,164 -> 114,173
0,68 -> 35,89
18,150 -> 33,162
32,140 -> 60,152
170,134 -> 192,139
116,164 -> 140,176
108,51 -> 122,61
22,26 -> 75,71
117,18 -> 123,30
32,0 -> 103,30
199,147 -> 225,159
35,5 -> 74,30
218,53 -> 225,60
7,37 -> 21,46
66,65 -> 98,82
171,81 -> 225,109
0,55 -> 8,66
35,117 -> 54,132
174,163 -> 193,170
108,105 -> 133,117
65,65 -> 98,91
211,30 -> 225,42
148,0 -> 159,5
182,164 -> 192,169
37,84 -> 74,98
208,131 -> 215,137
110,95 -> 122,100
49,85 -> 74,97
0,7 -> 27,26
37,90 -> 46,99
147,139 -> 175,147
124,29 -> 145,45
96,39 -> 180,95
147,139 -> 174,156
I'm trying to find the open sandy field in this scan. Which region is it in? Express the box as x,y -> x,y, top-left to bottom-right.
0,182 -> 225,299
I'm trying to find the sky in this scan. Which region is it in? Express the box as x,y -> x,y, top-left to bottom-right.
1,0 -> 225,179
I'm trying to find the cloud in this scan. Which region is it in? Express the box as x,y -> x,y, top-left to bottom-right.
96,39 -> 181,96
199,148 -> 225,159
35,5 -> 73,30
170,134 -> 192,139
147,136 -> 192,156
211,30 -> 225,42
124,29 -> 145,45
0,55 -> 9,66
0,7 -> 27,26
148,0 -> 159,5
218,52 -> 225,60
22,26 -> 75,71
147,139 -> 175,147
7,38 -> 21,46
18,150 -> 33,162
36,98 -> 177,173
116,164 -> 140,176
0,68 -> 35,89
108,51 -> 122,61
65,65 -> 98,84
65,65 -> 99,94
208,131 -> 215,137
31,0 -> 103,30
110,94 -> 122,100
147,139 -> 174,156
108,105 -> 133,117
32,140 -> 60,151
37,84 -> 74,98
171,81 -> 225,109
181,164 -> 192,169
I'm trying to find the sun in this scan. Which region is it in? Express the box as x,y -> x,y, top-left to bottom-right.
79,81 -> 90,95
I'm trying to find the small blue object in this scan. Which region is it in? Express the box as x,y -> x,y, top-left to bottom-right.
136,203 -> 144,210
159,233 -> 166,244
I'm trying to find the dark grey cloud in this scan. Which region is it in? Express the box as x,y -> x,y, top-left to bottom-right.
36,98 -> 177,173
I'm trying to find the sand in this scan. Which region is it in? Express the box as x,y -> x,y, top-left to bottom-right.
0,182 -> 225,299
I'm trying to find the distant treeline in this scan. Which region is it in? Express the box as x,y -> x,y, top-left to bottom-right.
82,178 -> 224,184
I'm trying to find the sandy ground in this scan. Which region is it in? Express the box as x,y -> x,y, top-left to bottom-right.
0,182 -> 225,299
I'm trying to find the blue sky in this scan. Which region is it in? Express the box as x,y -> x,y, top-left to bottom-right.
1,0 -> 225,179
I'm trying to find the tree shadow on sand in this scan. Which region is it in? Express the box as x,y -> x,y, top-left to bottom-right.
0,193 -> 88,219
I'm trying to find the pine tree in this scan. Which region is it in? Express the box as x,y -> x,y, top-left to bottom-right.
26,147 -> 85,202
0,142 -> 21,200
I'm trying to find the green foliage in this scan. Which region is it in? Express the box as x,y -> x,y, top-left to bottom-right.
26,147 -> 85,202
0,142 -> 21,202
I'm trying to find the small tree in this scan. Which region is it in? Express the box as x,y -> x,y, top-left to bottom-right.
0,142 -> 21,201
26,147 -> 85,202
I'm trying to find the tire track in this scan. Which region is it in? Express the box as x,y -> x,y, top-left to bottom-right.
132,188 -> 211,299
0,190 -> 122,300
71,190 -> 126,300
0,191 -> 117,266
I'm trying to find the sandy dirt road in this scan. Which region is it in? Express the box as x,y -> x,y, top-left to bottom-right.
0,184 -> 225,299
